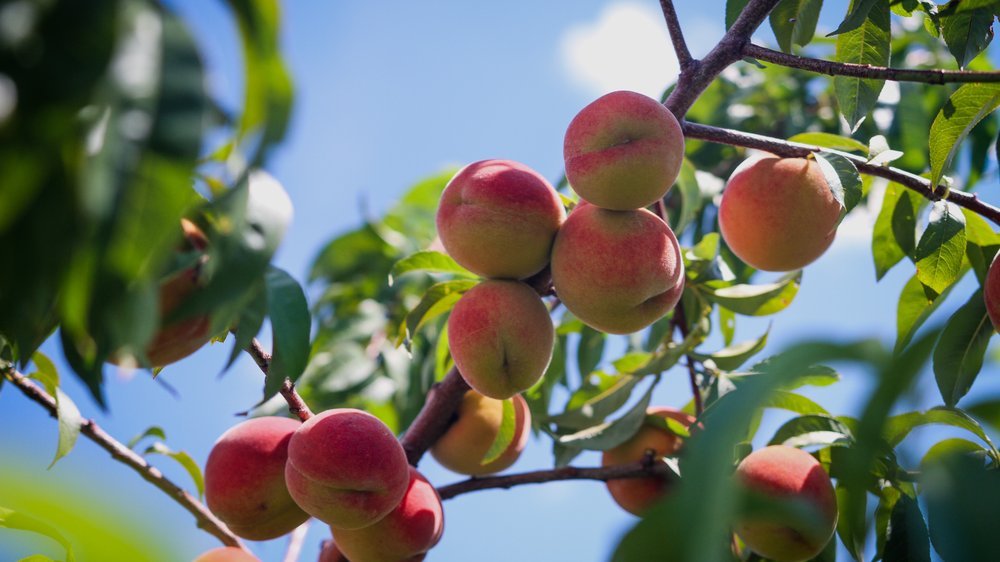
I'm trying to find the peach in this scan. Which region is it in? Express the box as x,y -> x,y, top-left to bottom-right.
734,445 -> 838,562
719,155 -> 841,272
331,467 -> 444,562
193,547 -> 260,562
601,407 -> 695,515
435,159 -> 566,279
285,409 -> 410,530
985,253 -> 1000,331
550,204 -> 684,334
204,417 -> 308,540
447,280 -> 554,399
431,391 -> 531,475
564,90 -> 685,210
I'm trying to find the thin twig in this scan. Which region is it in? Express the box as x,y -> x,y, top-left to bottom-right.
681,121 -> 1000,225
282,520 -> 311,562
1,367 -> 248,551
659,0 -> 694,70
744,43 -> 1000,84
437,459 -> 676,501
245,338 -> 313,422
399,366 -> 471,466
664,0 -> 781,117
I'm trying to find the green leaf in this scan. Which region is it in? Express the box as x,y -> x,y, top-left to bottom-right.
762,390 -> 830,417
929,83 -> 1000,186
0,506 -> 75,562
389,251 -> 474,284
828,0 -> 880,36
951,0 -> 1000,12
923,454 -> 1000,561
224,0 -> 294,166
29,353 -> 82,469
787,132 -> 869,153
144,442 -> 205,498
815,151 -> 863,216
401,279 -> 478,343
671,159 -> 701,234
19,555 -> 58,562
547,374 -> 641,430
966,398 -> 1000,432
940,7 -> 995,69
702,271 -> 802,316
126,426 -> 167,450
872,182 -> 918,281
895,273 -> 958,353
263,267 -> 311,400
770,0 -> 824,52
920,438 -> 986,466
836,484 -> 867,561
726,0 -> 750,29
933,289 -> 993,407
225,279 -> 267,370
769,414 -> 854,447
481,398 -> 516,465
577,326 -> 606,377
884,407 -> 997,454
556,383 -> 654,451
691,328 -> 768,371
914,201 -> 967,295
833,0 -> 890,131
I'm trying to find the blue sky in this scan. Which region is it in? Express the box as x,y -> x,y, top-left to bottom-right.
2,2 -> 1000,561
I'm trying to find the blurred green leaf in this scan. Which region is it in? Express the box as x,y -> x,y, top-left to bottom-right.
923,454 -> 1000,561
884,406 -> 996,454
872,182 -> 918,281
556,383 -> 654,451
933,289 -> 993,407
401,279 -> 477,344
0,506 -> 74,562
577,326 -> 606,377
837,484 -> 867,561
547,374 -> 640,430
670,159 -> 701,234
929,83 -> 1000,186
28,353 -> 82,469
769,414 -> 854,447
691,328 -> 768,371
126,426 -> 167,450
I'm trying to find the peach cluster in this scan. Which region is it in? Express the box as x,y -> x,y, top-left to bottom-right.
203,409 -> 443,562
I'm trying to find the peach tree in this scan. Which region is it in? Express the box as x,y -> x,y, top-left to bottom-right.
3,0 -> 1000,561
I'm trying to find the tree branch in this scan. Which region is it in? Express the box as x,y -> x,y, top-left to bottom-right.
659,0 -> 694,70
399,366 -> 471,466
665,0 -> 781,117
744,43 -> 1000,84
1,367 -> 248,551
682,121 -> 1000,225
244,338 -> 313,422
437,459 -> 676,501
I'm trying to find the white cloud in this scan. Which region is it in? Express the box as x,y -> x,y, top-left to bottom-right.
561,2 -> 722,98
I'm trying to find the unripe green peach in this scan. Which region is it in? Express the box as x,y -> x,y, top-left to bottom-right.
431,391 -> 531,475
436,159 -> 566,279
551,204 -> 684,334
331,467 -> 445,562
448,280 -> 554,399
285,409 -> 410,530
734,445 -> 838,562
564,90 -> 685,210
601,407 -> 695,515
719,155 -> 841,272
985,253 -> 1000,331
192,547 -> 261,562
204,417 -> 308,540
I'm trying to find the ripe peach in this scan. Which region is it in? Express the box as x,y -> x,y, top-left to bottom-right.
564,90 -> 685,210
719,155 -> 841,272
431,391 -> 531,475
285,409 -> 410,530
734,445 -> 838,562
601,407 -> 695,515
331,467 -> 444,562
447,280 -> 554,399
550,204 -> 684,334
985,253 -> 1000,331
435,159 -> 566,279
193,547 -> 260,562
204,417 -> 308,540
